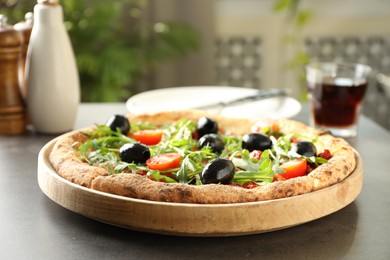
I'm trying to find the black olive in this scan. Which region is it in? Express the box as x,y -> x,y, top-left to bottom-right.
106,115 -> 130,135
201,158 -> 235,184
242,133 -> 272,152
198,134 -> 225,154
197,117 -> 218,138
119,143 -> 150,163
292,141 -> 317,157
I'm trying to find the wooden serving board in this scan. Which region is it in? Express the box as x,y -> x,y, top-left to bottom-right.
38,138 -> 363,237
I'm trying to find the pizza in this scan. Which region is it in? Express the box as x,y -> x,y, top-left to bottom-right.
49,110 -> 356,204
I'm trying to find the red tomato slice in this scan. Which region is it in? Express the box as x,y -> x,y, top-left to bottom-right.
133,129 -> 163,145
276,158 -> 307,180
146,153 -> 182,171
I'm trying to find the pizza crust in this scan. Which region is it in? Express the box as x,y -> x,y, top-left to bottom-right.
49,110 -> 356,204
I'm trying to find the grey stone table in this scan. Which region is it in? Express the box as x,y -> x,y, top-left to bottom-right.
1,103 -> 389,260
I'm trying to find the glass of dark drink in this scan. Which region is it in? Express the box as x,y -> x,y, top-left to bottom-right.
306,62 -> 371,138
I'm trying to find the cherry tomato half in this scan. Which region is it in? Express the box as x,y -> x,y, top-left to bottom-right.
146,153 -> 182,171
133,129 -> 163,145
276,158 -> 307,180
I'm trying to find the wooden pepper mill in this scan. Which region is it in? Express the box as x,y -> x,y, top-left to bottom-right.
0,14 -> 26,135
14,12 -> 33,99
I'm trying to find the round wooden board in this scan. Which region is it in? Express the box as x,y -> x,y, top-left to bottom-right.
38,138 -> 363,237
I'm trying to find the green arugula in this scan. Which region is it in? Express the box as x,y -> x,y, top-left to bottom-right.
147,170 -> 177,183
151,119 -> 197,155
231,150 -> 274,184
269,133 -> 328,171
176,148 -> 218,183
77,118 -> 329,187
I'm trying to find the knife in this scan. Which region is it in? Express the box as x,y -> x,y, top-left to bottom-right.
193,88 -> 288,110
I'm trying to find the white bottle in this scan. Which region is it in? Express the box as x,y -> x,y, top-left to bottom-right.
26,0 -> 80,134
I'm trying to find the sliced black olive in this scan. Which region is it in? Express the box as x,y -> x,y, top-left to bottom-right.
292,141 -> 317,157
201,158 -> 235,184
197,117 -> 218,138
106,115 -> 130,135
242,133 -> 272,152
198,133 -> 225,154
119,143 -> 150,163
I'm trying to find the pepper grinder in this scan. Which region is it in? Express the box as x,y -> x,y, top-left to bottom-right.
14,12 -> 33,99
0,15 -> 26,135
25,0 -> 80,134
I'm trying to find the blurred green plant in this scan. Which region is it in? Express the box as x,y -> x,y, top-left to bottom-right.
273,0 -> 312,68
273,0 -> 312,100
1,0 -> 200,102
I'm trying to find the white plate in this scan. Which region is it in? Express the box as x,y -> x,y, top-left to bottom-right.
126,86 -> 301,120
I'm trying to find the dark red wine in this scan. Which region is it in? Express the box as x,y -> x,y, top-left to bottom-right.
309,77 -> 368,127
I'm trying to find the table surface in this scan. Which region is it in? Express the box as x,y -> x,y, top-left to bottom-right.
1,103 -> 390,260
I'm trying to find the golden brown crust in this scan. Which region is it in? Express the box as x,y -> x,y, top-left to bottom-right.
49,110 -> 356,204
49,130 -> 108,187
90,173 -> 317,203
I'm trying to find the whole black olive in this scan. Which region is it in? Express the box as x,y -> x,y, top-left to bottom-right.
242,133 -> 272,152
119,143 -> 150,163
201,158 -> 235,184
106,115 -> 130,135
292,141 -> 317,157
198,133 -> 225,154
197,117 -> 218,138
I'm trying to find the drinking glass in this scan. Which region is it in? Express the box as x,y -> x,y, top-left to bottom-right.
306,62 -> 371,138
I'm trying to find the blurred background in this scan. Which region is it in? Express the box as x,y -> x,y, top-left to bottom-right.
1,0 -> 390,129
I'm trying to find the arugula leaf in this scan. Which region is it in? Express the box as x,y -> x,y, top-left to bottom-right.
78,125 -> 136,173
84,124 -> 124,138
220,135 -> 242,158
147,170 -> 178,183
231,150 -> 274,184
270,133 -> 328,168
176,148 -> 217,183
151,119 -> 197,155
270,134 -> 293,158
79,125 -> 134,152
114,162 -> 138,173
130,122 -> 156,132
306,156 -> 328,167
